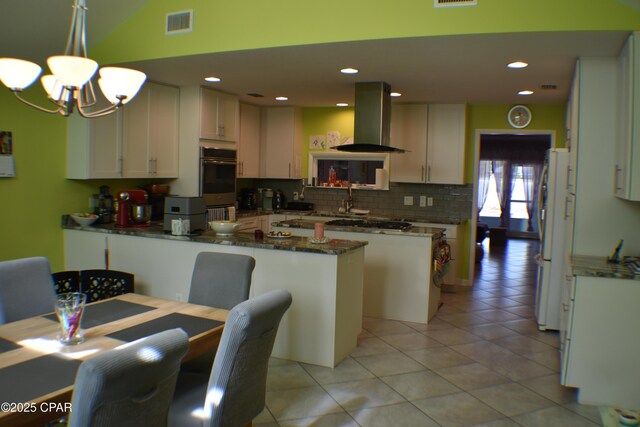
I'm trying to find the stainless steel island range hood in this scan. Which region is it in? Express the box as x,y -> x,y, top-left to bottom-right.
334,81 -> 405,153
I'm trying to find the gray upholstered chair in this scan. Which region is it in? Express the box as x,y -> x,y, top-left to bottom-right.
0,257 -> 57,324
188,252 -> 256,310
169,289 -> 292,427
68,328 -> 189,427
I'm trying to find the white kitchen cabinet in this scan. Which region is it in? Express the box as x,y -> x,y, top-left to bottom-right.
200,87 -> 239,142
261,107 -> 303,179
614,33 -> 640,200
238,103 -> 261,178
561,275 -> 640,408
427,104 -> 466,184
389,103 -> 465,184
390,104 -> 428,182
67,82 -> 179,179
236,215 -> 261,232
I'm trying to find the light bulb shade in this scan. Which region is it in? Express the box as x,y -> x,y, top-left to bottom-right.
47,55 -> 98,88
41,75 -> 64,101
98,67 -> 146,105
0,58 -> 42,90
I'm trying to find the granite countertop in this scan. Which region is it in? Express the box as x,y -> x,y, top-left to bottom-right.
62,217 -> 367,256
238,209 -> 464,225
570,255 -> 640,280
273,219 -> 445,239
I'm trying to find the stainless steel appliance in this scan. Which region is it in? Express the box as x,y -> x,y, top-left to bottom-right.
90,185 -> 114,224
199,145 -> 236,207
163,196 -> 207,232
116,190 -> 150,227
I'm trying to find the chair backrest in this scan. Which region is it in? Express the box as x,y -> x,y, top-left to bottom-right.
80,269 -> 135,303
205,289 -> 292,427
188,252 -> 256,310
0,257 -> 57,324
68,328 -> 189,427
52,270 -> 81,294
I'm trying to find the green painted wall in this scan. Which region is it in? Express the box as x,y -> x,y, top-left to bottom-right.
92,0 -> 640,64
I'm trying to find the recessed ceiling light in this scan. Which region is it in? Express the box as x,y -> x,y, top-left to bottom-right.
204,76 -> 221,82
507,61 -> 528,69
390,92 -> 402,97
336,103 -> 349,107
340,67 -> 359,74
518,90 -> 534,96
275,96 -> 288,101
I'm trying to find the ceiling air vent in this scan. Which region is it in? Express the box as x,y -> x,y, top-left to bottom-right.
166,10 -> 193,35
540,84 -> 558,90
434,0 -> 477,8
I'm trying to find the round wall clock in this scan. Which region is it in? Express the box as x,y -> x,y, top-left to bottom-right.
507,105 -> 532,128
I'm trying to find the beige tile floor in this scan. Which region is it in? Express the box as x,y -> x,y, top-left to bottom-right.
256,239 -> 603,426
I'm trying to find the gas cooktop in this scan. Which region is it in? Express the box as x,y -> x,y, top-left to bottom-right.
325,219 -> 413,231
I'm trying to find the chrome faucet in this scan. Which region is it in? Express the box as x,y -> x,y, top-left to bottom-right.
345,184 -> 354,213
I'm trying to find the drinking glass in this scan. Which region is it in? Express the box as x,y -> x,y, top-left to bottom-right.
55,292 -> 87,345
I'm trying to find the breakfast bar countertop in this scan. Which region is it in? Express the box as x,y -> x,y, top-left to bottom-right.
62,216 -> 367,256
570,255 -> 640,280
274,218 -> 445,239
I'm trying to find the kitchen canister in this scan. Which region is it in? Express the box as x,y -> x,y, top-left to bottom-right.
171,219 -> 190,235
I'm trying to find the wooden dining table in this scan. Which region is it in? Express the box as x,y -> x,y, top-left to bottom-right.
0,293 -> 227,427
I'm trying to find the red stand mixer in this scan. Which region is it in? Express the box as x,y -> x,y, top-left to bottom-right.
116,190 -> 151,227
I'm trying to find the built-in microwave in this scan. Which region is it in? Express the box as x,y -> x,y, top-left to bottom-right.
199,146 -> 237,207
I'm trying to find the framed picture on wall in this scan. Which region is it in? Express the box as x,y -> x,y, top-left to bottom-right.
0,131 -> 16,177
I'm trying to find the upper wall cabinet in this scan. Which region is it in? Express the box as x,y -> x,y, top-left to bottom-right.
238,103 -> 261,178
614,32 -> 640,201
200,88 -> 239,142
261,107 -> 303,179
390,103 -> 466,184
67,82 -> 180,179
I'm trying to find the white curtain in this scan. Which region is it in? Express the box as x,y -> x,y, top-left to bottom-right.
477,160 -> 492,214
522,163 -> 543,231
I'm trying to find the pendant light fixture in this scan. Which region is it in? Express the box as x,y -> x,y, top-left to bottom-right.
0,0 -> 146,118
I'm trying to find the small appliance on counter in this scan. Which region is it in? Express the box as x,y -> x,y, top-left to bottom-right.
116,189 -> 150,227
273,190 -> 286,210
260,188 -> 273,211
239,188 -> 257,210
90,185 -> 114,224
141,184 -> 171,221
163,196 -> 207,233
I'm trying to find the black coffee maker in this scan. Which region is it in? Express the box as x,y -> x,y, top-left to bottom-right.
239,188 -> 257,210
90,185 -> 114,224
272,190 -> 286,210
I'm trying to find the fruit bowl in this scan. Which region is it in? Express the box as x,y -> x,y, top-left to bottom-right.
209,221 -> 239,235
71,213 -> 98,227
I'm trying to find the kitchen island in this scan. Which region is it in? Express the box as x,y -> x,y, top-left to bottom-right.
62,219 -> 366,368
274,218 -> 445,324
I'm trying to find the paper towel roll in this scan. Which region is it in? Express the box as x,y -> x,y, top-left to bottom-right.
375,168 -> 387,189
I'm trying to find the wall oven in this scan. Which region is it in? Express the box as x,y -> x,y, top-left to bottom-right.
199,145 -> 237,207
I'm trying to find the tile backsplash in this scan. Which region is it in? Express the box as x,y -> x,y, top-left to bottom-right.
240,179 -> 473,221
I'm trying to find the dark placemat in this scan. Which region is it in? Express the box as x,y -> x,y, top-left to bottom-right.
43,299 -> 156,328
106,313 -> 224,343
0,354 -> 81,403
0,337 -> 21,354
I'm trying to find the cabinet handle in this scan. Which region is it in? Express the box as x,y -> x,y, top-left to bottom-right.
154,158 -> 158,174
421,165 -> 425,181
566,166 -> 572,190
149,158 -> 154,174
564,196 -> 571,220
288,163 -> 291,178
118,157 -> 123,176
427,165 -> 431,182
615,165 -> 623,191
218,125 -> 225,137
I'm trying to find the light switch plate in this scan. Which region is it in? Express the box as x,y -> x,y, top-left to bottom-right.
404,196 -> 414,206
419,196 -> 427,207
428,197 -> 433,207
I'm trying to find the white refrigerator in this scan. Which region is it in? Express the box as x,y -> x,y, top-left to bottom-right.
535,148 -> 569,331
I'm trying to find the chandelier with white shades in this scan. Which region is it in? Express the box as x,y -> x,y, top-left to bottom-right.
0,0 -> 146,118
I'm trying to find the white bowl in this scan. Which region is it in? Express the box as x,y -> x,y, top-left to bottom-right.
71,213 -> 98,227
209,220 -> 239,235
